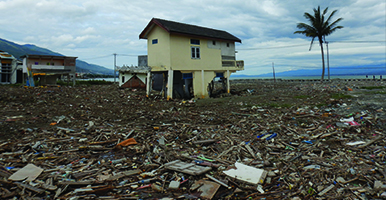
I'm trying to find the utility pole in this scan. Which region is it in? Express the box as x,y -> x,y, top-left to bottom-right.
326,41 -> 330,80
272,62 -> 276,83
113,53 -> 117,83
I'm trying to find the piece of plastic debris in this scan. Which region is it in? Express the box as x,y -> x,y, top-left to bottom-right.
346,141 -> 366,146
223,162 -> 267,185
8,164 -> 44,182
116,138 -> 137,147
168,181 -> 180,190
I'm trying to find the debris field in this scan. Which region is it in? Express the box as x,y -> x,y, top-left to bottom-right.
0,79 -> 386,199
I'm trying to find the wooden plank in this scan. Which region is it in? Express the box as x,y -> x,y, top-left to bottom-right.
14,182 -> 45,194
105,169 -> 141,181
58,181 -> 95,186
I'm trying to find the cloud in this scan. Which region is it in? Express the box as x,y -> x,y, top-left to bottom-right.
0,0 -> 383,75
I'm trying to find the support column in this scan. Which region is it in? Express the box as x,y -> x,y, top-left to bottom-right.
167,69 -> 173,100
227,70 -> 230,93
146,72 -> 151,97
201,70 -> 205,99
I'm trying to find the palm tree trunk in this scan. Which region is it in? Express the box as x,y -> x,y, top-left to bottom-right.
319,41 -> 325,81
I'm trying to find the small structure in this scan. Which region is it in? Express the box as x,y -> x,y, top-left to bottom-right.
117,65 -> 151,91
139,18 -> 244,99
0,51 -> 22,84
21,54 -> 77,86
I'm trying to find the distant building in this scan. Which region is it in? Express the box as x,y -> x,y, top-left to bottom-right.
0,51 -> 22,84
20,54 -> 77,86
117,65 -> 151,89
139,18 -> 244,99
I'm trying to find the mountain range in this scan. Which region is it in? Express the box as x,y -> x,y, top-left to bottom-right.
0,38 -> 114,75
1,38 -> 385,78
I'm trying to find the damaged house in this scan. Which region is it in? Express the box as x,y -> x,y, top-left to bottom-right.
0,51 -> 22,84
139,18 -> 244,99
21,54 -> 77,86
118,64 -> 151,90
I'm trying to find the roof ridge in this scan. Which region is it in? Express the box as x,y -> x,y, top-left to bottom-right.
140,18 -> 241,43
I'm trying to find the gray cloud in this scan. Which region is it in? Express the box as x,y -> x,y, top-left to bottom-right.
0,0 -> 384,75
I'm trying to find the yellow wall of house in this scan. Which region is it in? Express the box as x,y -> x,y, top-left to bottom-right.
170,36 -> 222,70
146,26 -> 242,72
144,24 -> 244,99
147,26 -> 171,71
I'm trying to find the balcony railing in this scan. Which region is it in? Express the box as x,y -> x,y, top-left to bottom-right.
236,60 -> 244,68
221,60 -> 244,69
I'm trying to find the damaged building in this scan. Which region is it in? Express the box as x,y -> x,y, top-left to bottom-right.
138,18 -> 244,99
0,51 -> 22,84
117,65 -> 151,91
21,54 -> 77,86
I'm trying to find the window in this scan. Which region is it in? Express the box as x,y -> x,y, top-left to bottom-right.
227,43 -> 230,47
190,39 -> 200,45
122,76 -> 125,83
191,47 -> 200,59
152,39 -> 158,44
212,41 -> 216,45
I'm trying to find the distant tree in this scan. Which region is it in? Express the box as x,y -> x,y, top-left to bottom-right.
294,6 -> 343,81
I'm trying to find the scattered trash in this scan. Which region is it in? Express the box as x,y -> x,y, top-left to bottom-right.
0,80 -> 385,199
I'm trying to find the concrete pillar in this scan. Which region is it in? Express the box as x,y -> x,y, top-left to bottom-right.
227,70 -> 230,93
167,69 -> 173,100
146,72 -> 151,97
201,70 -> 205,99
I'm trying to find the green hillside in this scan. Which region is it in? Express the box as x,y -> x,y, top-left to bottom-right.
0,38 -> 114,75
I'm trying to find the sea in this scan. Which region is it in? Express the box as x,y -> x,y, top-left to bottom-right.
237,74 -> 386,80
84,75 -> 386,82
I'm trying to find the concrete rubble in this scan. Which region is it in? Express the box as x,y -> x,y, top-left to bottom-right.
0,79 -> 385,199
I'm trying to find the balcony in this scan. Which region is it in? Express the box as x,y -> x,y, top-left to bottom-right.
221,60 -> 244,70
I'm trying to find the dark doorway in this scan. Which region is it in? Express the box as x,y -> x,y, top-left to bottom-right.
17,69 -> 23,83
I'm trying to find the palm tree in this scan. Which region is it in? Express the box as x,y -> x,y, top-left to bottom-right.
294,6 -> 343,81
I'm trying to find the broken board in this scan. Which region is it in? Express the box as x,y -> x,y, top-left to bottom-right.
223,162 -> 267,185
191,180 -> 220,199
164,160 -> 211,175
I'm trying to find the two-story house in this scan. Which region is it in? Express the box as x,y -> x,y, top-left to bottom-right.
139,18 -> 244,99
21,54 -> 77,86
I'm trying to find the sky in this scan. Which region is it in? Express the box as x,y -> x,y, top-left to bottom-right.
0,0 -> 385,75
